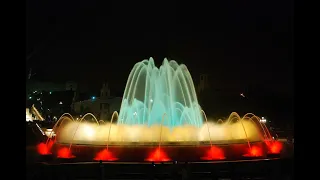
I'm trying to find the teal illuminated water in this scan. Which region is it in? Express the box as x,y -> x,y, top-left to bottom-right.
118,58 -> 203,128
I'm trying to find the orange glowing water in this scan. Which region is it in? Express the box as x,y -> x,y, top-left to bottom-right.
145,148 -> 171,162
201,146 -> 225,160
243,145 -> 263,157
37,140 -> 54,155
94,149 -> 118,161
268,141 -> 283,154
57,147 -> 75,158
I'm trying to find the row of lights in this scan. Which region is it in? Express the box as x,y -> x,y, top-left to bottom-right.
29,92 -> 96,102
28,91 -> 52,99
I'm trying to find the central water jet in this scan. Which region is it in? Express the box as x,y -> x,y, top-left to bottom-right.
118,57 -> 203,129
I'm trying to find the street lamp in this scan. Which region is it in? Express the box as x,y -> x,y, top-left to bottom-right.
260,117 -> 267,123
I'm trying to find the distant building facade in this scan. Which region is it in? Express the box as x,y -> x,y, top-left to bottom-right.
72,83 -> 122,120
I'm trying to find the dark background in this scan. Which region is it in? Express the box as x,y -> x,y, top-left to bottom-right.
26,0 -> 293,127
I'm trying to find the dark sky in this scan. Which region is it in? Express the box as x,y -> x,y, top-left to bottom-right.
26,0 -> 293,97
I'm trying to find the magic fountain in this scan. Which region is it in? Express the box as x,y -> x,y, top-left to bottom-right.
38,58 -> 283,162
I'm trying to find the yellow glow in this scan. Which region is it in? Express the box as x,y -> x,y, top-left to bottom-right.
45,129 -> 55,138
84,126 -> 95,138
56,119 -> 262,145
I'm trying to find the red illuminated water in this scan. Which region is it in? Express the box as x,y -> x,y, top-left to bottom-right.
57,147 -> 75,158
268,141 -> 283,154
37,140 -> 55,155
145,148 -> 171,162
94,149 -> 118,161
243,145 -> 263,157
37,143 -> 51,155
201,146 -> 225,160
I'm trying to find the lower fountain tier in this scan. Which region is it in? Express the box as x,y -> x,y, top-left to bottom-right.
56,139 -> 262,146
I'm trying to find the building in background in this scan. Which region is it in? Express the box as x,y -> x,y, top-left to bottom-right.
72,83 -> 122,121
26,80 -> 78,121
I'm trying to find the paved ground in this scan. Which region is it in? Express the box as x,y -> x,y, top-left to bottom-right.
27,158 -> 293,180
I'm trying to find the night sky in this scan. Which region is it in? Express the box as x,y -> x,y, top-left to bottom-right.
26,0 -> 293,99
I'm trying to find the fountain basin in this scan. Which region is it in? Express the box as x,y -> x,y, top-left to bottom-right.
47,141 -> 267,162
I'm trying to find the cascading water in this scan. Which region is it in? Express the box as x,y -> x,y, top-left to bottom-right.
118,57 -> 203,129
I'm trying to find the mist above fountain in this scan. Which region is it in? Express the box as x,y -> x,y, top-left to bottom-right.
118,57 -> 203,128
56,117 -> 262,144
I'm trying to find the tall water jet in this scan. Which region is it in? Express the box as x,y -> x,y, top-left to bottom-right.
200,110 -> 226,160
201,110 -> 212,147
46,114 -> 74,145
118,57 -> 203,129
145,113 -> 171,162
158,113 -> 168,149
107,111 -> 119,150
94,111 -> 119,161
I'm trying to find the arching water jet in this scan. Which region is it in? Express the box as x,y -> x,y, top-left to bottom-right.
201,110 -> 212,147
39,115 -> 74,155
107,111 -> 119,150
57,113 -> 99,159
46,114 -> 74,145
145,113 -> 171,162
217,119 -> 224,124
69,113 -> 99,150
94,111 -> 119,161
227,112 -> 251,150
201,110 -> 226,160
242,113 -> 269,141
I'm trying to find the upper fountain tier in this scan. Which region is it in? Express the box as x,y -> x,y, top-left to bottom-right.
118,57 -> 203,128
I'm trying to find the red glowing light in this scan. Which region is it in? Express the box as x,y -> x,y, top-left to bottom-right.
37,140 -> 55,155
47,139 -> 54,149
201,146 -> 225,160
145,148 -> 171,162
268,141 -> 283,154
264,140 -> 271,146
37,143 -> 51,155
243,146 -> 263,157
94,149 -> 118,161
57,147 -> 75,159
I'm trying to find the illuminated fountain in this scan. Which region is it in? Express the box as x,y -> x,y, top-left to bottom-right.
38,58 -> 282,161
